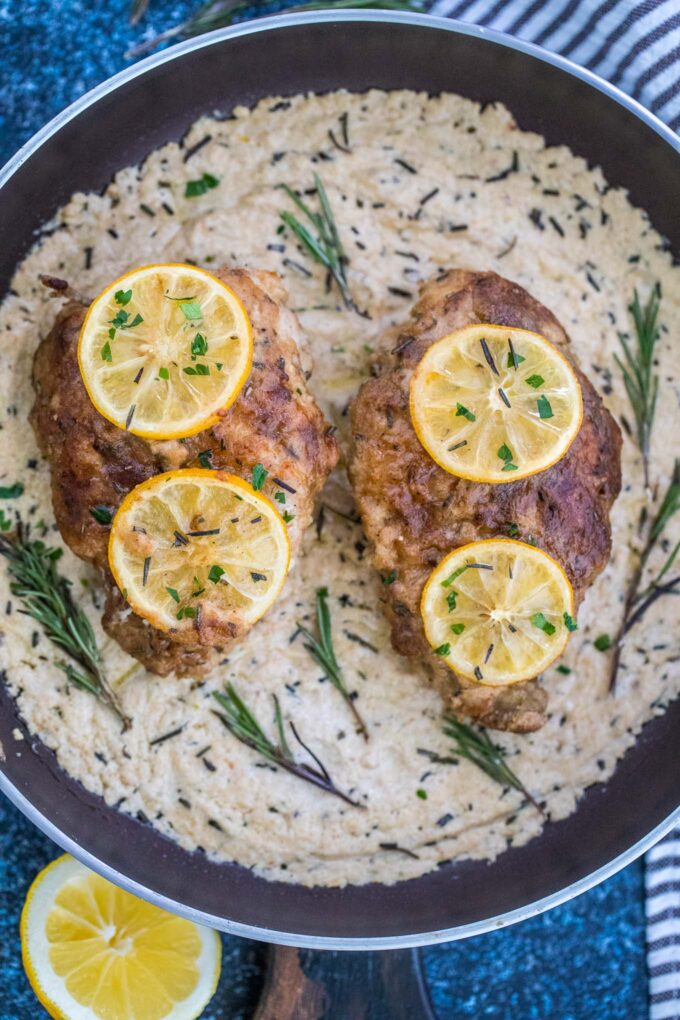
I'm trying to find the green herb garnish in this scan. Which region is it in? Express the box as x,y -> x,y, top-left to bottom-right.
212,683 -> 363,808
419,715 -> 544,815
594,634 -> 612,652
537,395 -> 554,419
563,612 -> 578,632
382,569 -> 397,585
0,524 -> 130,728
0,483 -> 24,500
101,342 -> 113,363
191,333 -> 208,357
166,587 -> 180,603
416,788 -> 428,800
158,366 -> 170,380
208,565 -> 225,583
556,664 -> 572,675
183,364 -> 210,376
115,289 -> 132,306
90,505 -> 113,525
526,374 -> 544,388
298,587 -> 368,739
434,643 -> 451,656
531,612 -> 556,636
450,623 -> 465,635
185,173 -> 220,198
615,284 -> 661,489
251,463 -> 268,491
282,510 -> 295,524
279,174 -> 354,309
507,522 -> 519,538
455,403 -> 476,422
179,300 -> 203,320
498,443 -> 518,472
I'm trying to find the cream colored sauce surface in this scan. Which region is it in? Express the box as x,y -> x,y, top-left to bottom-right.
0,90 -> 678,886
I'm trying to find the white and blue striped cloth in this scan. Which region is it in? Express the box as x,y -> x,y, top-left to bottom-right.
427,2 -> 680,1015
430,0 -> 680,131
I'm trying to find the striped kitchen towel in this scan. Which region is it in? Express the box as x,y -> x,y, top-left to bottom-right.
429,0 -> 680,132
647,830 -> 680,1019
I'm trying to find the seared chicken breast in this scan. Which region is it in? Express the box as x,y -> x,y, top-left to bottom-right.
31,268 -> 338,676
348,270 -> 621,733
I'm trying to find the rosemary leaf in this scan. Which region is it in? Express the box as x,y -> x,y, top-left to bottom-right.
420,715 -> 544,816
279,175 -> 355,309
615,284 -> 661,489
0,524 -> 130,729
212,684 -> 363,807
298,587 -> 368,739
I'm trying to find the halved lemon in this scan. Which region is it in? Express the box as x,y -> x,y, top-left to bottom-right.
108,469 -> 291,633
409,324 -> 583,483
21,854 -> 221,1020
421,538 -> 575,685
78,264 -> 252,439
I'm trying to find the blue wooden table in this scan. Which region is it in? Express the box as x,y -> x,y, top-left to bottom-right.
0,2 -> 650,1016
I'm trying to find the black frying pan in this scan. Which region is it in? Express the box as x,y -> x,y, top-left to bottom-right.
1,12 -> 678,949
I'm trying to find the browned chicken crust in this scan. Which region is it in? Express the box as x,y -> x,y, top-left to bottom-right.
348,270 -> 622,733
31,268 -> 338,676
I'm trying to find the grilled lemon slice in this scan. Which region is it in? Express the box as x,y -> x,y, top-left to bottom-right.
421,538 -> 575,685
78,264 -> 252,440
108,469 -> 291,633
21,854 -> 221,1020
409,324 -> 582,483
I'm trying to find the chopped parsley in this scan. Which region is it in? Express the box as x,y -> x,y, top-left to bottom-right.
110,309 -> 129,329
556,664 -> 572,675
416,789 -> 428,800
446,590 -> 458,611
158,366 -> 170,380
531,612 -> 556,636
382,569 -> 397,585
497,443 -> 518,472
274,492 -> 286,504
198,450 -> 213,469
442,565 -> 467,588
450,622 -> 465,635
90,505 -> 113,525
434,643 -> 451,656
526,374 -> 545,388
594,633 -> 612,652
183,364 -> 210,376
191,333 -> 208,357
455,403 -> 476,422
507,522 -> 519,537
507,349 -> 525,368
537,395 -> 554,419
177,605 -> 197,620
0,510 -> 11,532
0,483 -> 23,499
114,289 -> 132,306
208,565 -> 225,584
282,510 -> 295,523
179,300 -> 203,320
563,612 -> 578,632
101,341 -> 112,363
185,173 -> 220,198
166,587 -> 180,603
251,463 -> 268,491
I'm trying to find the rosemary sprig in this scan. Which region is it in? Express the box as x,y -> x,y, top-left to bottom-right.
419,715 -> 544,816
0,525 -> 130,728
298,587 -> 369,740
212,683 -> 363,808
609,459 -> 680,690
279,175 -> 355,309
127,0 -> 427,58
615,284 -> 661,489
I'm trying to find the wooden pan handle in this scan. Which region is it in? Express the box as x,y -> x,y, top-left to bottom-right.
254,946 -> 435,1020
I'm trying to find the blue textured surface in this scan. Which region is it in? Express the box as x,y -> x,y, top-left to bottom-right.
0,3 -> 650,1018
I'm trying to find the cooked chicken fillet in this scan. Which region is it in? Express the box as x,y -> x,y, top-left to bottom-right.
348,270 -> 621,733
31,268 -> 338,676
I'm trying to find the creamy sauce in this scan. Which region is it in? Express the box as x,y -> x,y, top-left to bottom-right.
0,90 -> 678,886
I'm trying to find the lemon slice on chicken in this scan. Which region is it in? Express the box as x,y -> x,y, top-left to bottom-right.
421,538 -> 575,685
21,854 -> 221,1020
108,469 -> 291,633
409,324 -> 582,483
78,264 -> 252,439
